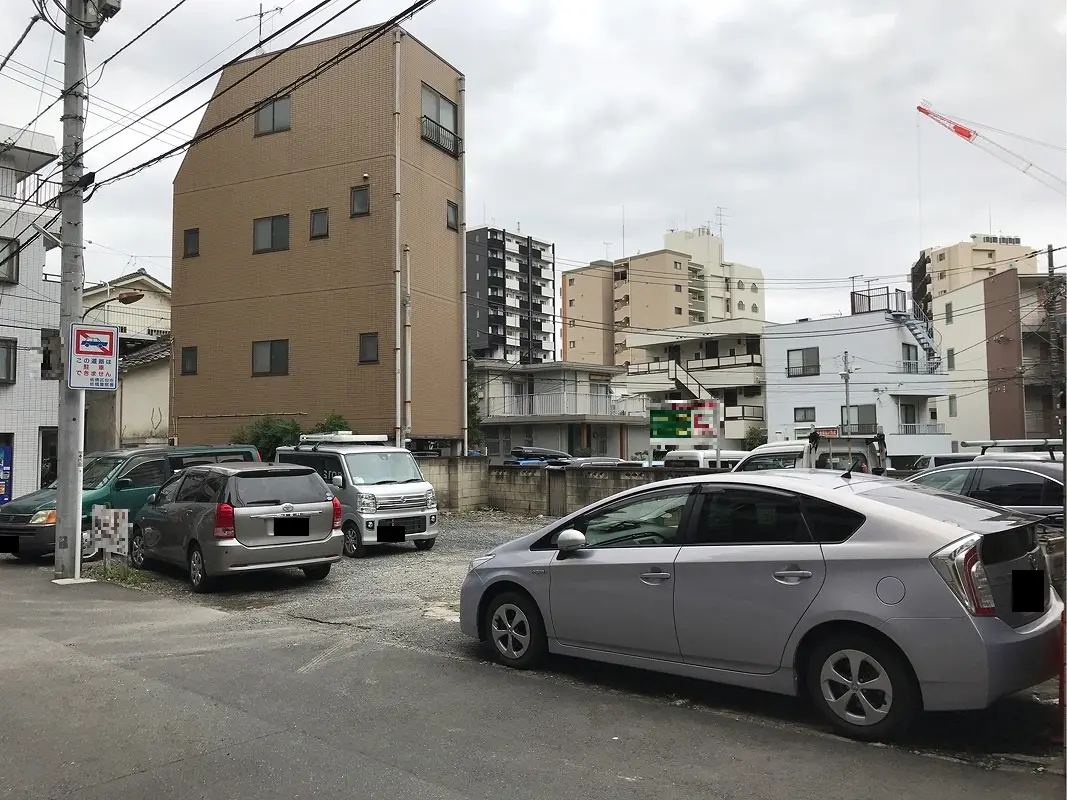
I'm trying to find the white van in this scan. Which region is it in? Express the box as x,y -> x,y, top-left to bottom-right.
910,453 -> 978,470
662,449 -> 747,469
732,429 -> 887,474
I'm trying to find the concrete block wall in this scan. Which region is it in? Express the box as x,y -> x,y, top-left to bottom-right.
417,456 -> 490,511
487,466 -> 546,515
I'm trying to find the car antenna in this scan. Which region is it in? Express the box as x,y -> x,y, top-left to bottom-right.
840,454 -> 855,480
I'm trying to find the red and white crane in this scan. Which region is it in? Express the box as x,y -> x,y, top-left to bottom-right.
917,102 -> 1066,195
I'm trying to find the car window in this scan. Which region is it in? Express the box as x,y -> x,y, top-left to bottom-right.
801,496 -> 866,543
911,468 -> 970,494
691,488 -> 810,544
735,453 -> 800,471
120,459 -> 167,488
344,452 -> 423,484
1044,479 -> 1064,507
175,471 -> 207,502
155,474 -> 184,505
575,490 -> 691,548
971,468 -> 1044,506
318,454 -> 345,485
912,456 -> 930,470
233,469 -> 330,506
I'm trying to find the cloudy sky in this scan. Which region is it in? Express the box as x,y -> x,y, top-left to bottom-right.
2,0 -> 1064,325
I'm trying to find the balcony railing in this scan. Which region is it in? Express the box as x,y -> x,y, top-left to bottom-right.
840,423 -> 880,435
1025,410 -> 1060,438
786,364 -> 820,377
421,116 -> 461,157
0,168 -> 62,208
897,423 -> 946,435
724,405 -> 764,421
484,392 -> 649,418
894,360 -> 945,374
687,353 -> 763,371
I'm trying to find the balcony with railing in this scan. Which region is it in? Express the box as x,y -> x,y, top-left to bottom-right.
421,116 -> 461,157
786,364 -> 820,377
897,423 -> 946,435
894,359 -> 946,375
484,392 -> 649,419
1025,410 -> 1060,439
0,167 -> 62,208
724,405 -> 765,421
687,353 -> 763,372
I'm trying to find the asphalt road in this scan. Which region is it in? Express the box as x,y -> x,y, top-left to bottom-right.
0,510 -> 1063,799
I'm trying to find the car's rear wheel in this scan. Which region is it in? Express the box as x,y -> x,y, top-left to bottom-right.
414,537 -> 436,552
129,527 -> 147,569
483,591 -> 546,670
805,632 -> 920,742
303,564 -> 331,581
187,544 -> 214,593
342,523 -> 366,558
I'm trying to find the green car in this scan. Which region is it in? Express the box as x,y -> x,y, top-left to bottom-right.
0,445 -> 261,561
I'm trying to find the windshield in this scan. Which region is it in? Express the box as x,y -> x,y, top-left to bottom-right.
48,456 -> 125,490
233,470 -> 329,506
345,452 -> 424,485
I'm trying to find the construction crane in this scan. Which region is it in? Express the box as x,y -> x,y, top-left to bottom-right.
917,102 -> 1066,195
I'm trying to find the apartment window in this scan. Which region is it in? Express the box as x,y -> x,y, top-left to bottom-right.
0,237 -> 18,283
253,215 -> 289,253
568,298 -> 575,307
946,348 -> 956,371
359,332 -> 379,364
421,84 -> 459,156
252,339 -> 289,376
794,407 -> 816,423
182,228 -> 199,258
751,284 -> 758,293
937,252 -> 946,262
350,185 -> 370,217
673,261 -> 682,270
40,328 -> 60,380
737,301 -> 745,311
987,251 -> 995,260
901,343 -> 919,373
569,340 -> 575,349
254,95 -> 291,135
308,209 -> 329,240
938,271 -> 946,279
840,404 -> 877,433
751,303 -> 759,313
568,319 -> 576,327
737,280 -> 745,289
944,302 -> 953,324
567,277 -> 574,286
787,347 -> 820,377
674,284 -> 682,292
180,346 -> 198,375
446,201 -> 459,231
948,395 -> 958,417
0,338 -> 15,383
674,307 -> 682,315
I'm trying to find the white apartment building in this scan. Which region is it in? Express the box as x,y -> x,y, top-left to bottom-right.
763,287 -> 953,466
0,124 -> 62,498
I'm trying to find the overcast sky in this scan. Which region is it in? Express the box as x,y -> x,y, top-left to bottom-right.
2,0 -> 1064,325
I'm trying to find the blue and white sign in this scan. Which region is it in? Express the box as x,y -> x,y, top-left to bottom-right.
67,322 -> 119,391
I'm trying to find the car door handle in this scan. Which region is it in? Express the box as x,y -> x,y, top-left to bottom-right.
773,569 -> 813,581
640,571 -> 672,582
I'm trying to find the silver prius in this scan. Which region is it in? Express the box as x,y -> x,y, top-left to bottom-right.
459,470 -> 1063,742
131,463 -> 344,592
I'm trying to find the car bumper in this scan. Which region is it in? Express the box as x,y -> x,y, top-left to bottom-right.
359,510 -> 439,545
459,570 -> 485,640
882,592 -> 1064,711
202,529 -> 344,575
0,524 -> 56,556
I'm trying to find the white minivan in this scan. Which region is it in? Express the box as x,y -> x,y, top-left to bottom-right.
662,449 -> 747,469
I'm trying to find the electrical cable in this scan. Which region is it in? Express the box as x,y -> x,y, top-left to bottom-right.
86,0 -> 191,88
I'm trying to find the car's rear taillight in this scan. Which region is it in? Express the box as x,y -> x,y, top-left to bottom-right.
214,503 -> 236,539
931,534 -> 996,616
331,496 -> 342,529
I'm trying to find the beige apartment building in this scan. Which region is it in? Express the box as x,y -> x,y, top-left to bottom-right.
911,233 -> 1037,321
561,226 -> 765,365
171,27 -> 465,448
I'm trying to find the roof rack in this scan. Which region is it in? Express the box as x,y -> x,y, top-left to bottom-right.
961,438 -> 1064,456
294,432 -> 391,451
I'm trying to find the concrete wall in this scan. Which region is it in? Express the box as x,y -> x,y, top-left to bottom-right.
416,456 -> 488,511
119,361 -> 170,443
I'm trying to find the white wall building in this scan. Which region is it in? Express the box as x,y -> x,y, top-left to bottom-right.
763,287 -> 953,467
0,124 -> 62,498
664,226 -> 767,325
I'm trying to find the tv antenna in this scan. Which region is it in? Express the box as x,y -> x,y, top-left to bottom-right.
602,242 -> 613,260
714,206 -> 731,238
237,4 -> 284,53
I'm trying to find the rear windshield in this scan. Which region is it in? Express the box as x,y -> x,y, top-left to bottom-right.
345,452 -> 423,485
853,482 -> 1039,534
232,469 -> 330,506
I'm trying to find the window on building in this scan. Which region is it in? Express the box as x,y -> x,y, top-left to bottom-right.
446,201 -> 459,231
0,338 -> 16,383
421,84 -> 459,156
901,343 -> 919,373
568,298 -> 575,307
310,209 -> 329,239
567,277 -> 574,286
253,95 -> 291,135
359,332 -> 379,364
751,284 -> 758,293
674,284 -> 682,292
568,318 -> 576,327
253,215 -> 289,253
183,228 -> 199,258
946,348 -> 956,370
673,261 -> 682,270
252,339 -> 289,376
787,347 -> 820,377
840,404 -> 877,434
939,271 -> 946,279
0,237 -> 18,283
180,346 -> 198,375
944,302 -> 953,324
674,307 -> 682,315
568,340 -> 575,349
350,185 -> 370,217
948,395 -> 958,417
751,303 -> 759,313
937,252 -> 946,262
737,301 -> 745,311
794,407 -> 816,423
40,328 -> 60,380
737,280 -> 745,289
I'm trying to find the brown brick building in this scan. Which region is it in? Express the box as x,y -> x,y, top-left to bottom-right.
171,26 -> 465,449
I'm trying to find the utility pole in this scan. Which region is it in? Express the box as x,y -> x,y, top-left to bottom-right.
1047,244 -> 1063,437
54,0 -> 89,580
840,351 -> 853,462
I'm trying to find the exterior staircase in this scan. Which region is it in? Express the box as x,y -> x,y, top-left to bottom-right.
891,303 -> 941,372
668,360 -> 714,400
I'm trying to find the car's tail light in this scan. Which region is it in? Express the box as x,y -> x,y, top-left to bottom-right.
214,503 -> 236,539
331,496 -> 342,528
930,534 -> 996,616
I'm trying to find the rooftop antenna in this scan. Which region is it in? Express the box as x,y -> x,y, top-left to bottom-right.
714,206 -> 730,238
237,4 -> 283,54
603,242 -> 612,259
848,274 -> 862,294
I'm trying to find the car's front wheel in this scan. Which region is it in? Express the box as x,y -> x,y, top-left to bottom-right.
129,527 -> 147,569
805,632 -> 920,742
414,537 -> 436,552
483,591 -> 546,670
342,523 -> 366,558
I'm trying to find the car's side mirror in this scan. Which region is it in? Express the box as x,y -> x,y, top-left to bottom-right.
556,529 -> 586,552
115,478 -> 133,491
331,475 -> 344,488
145,493 -> 157,505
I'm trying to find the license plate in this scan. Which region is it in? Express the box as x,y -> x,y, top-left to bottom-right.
377,525 -> 407,543
274,517 -> 310,537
